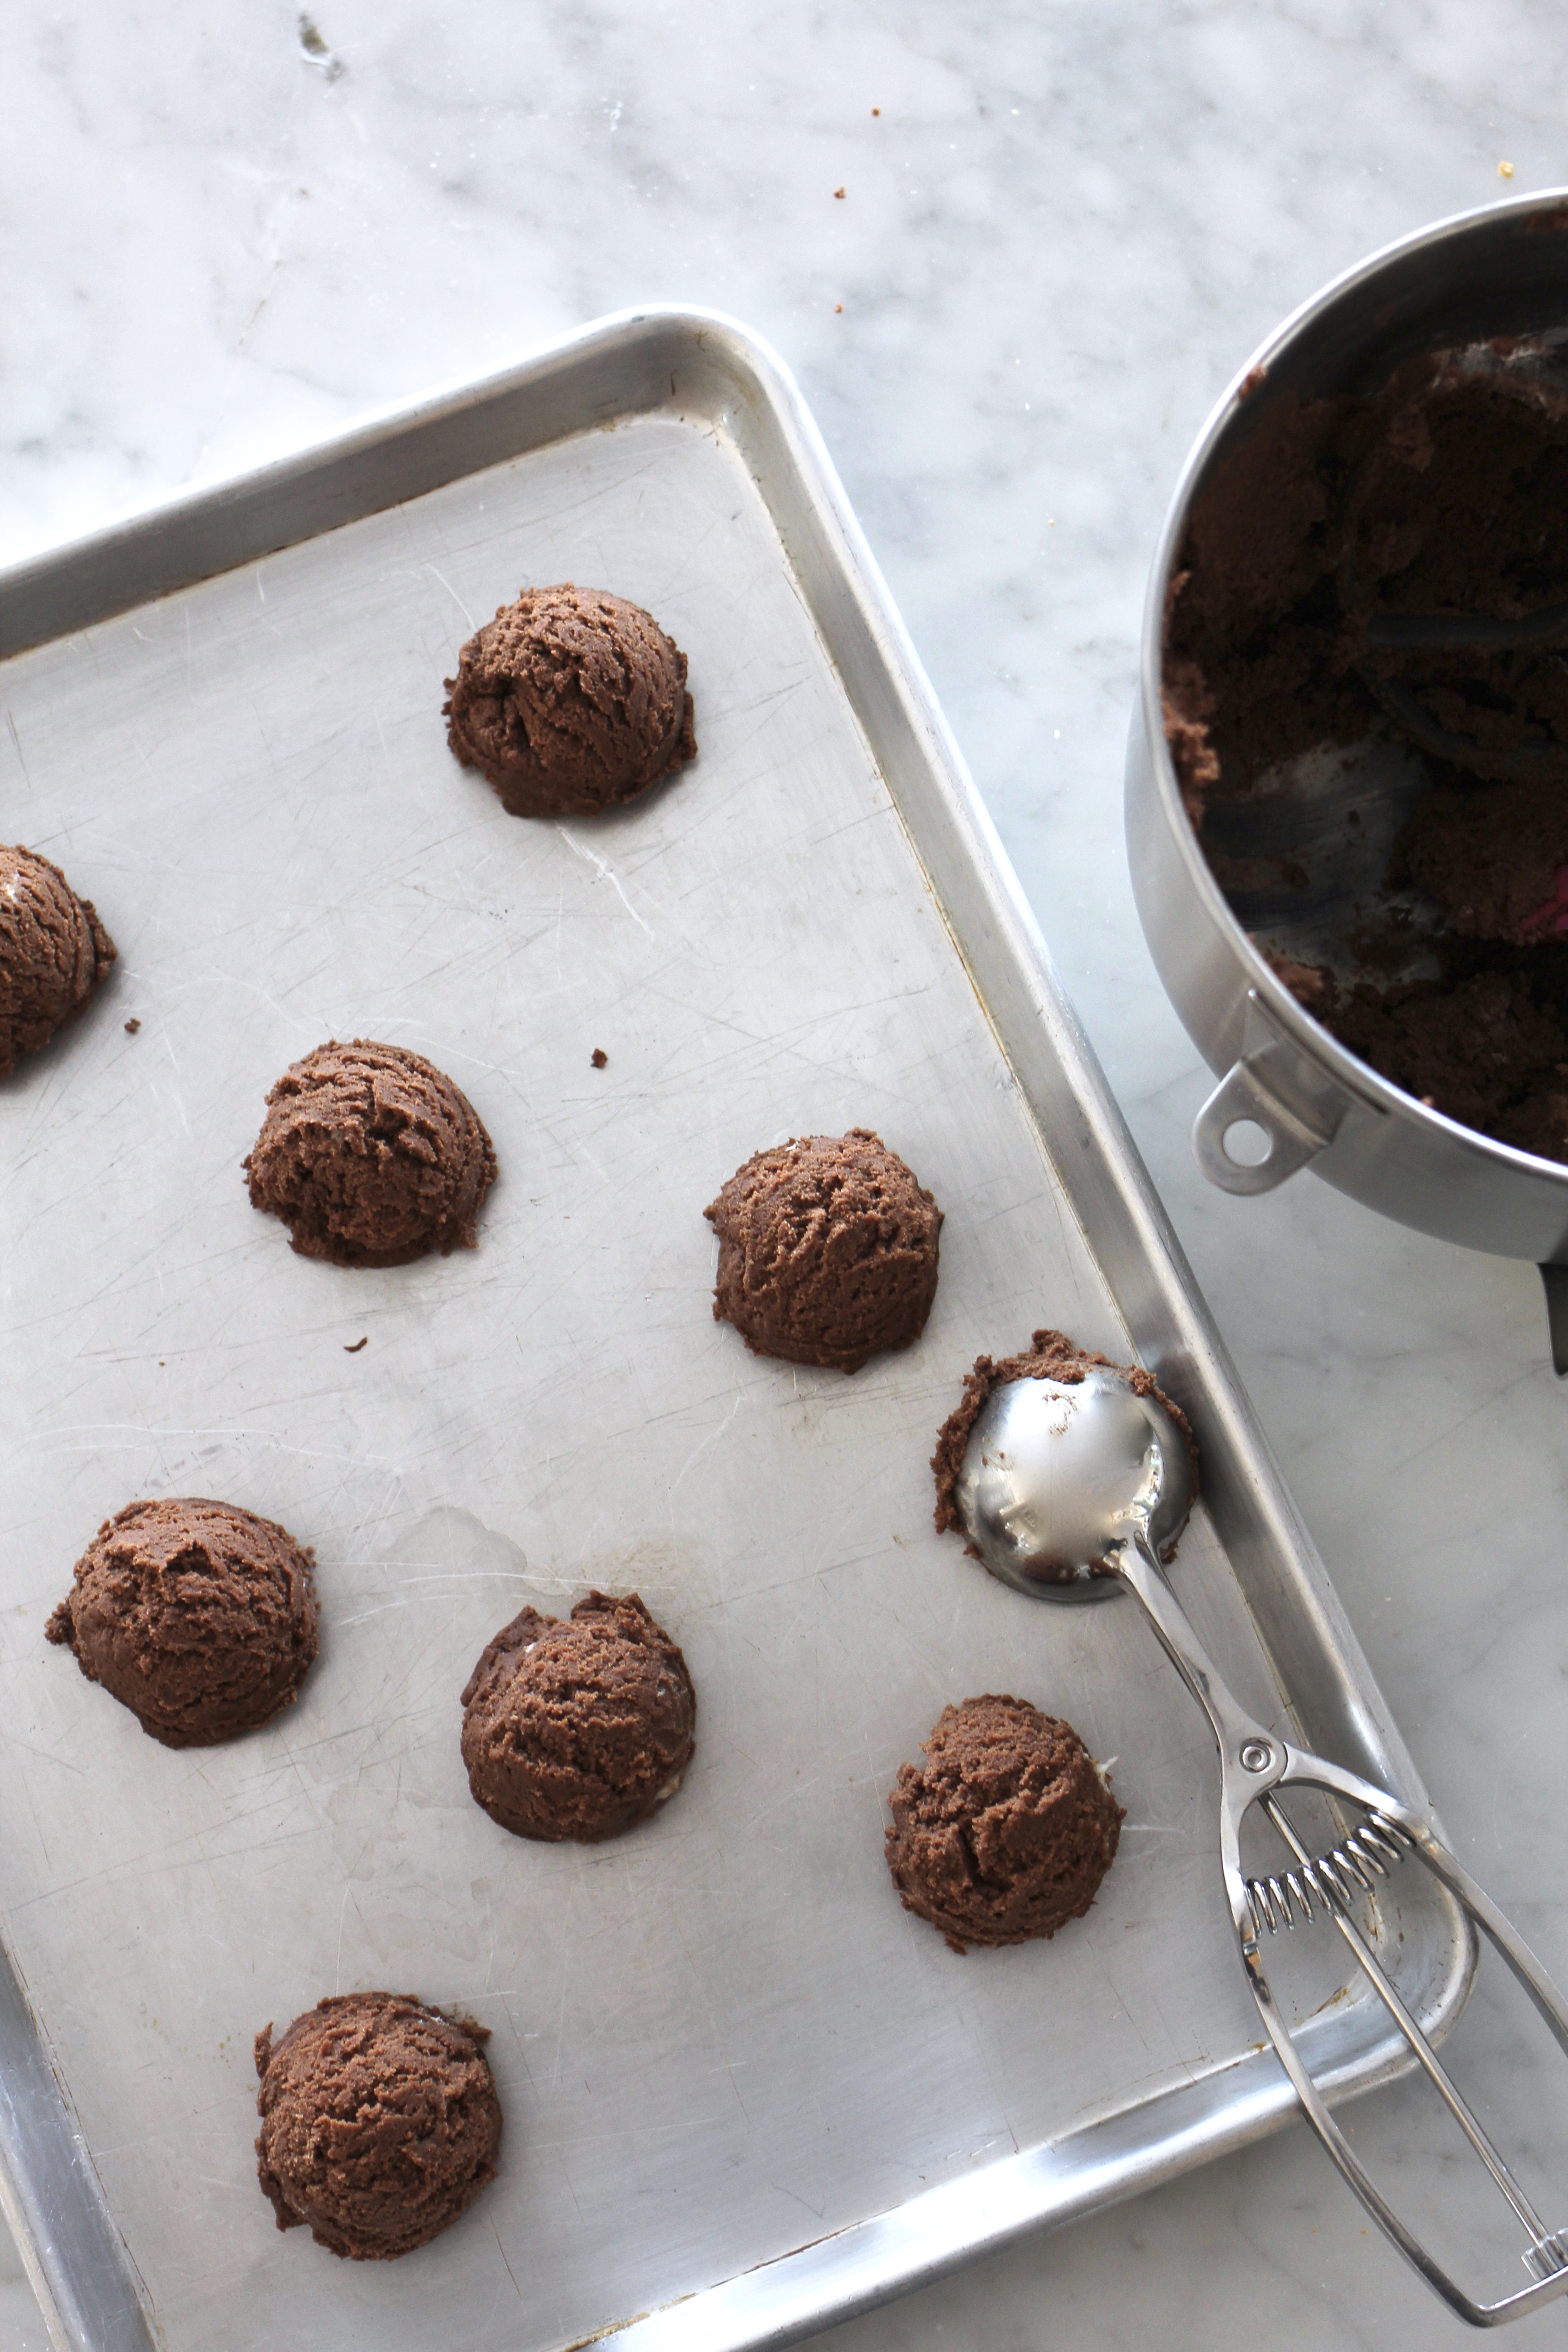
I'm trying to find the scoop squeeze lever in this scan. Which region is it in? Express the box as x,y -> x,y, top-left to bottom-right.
956,1366 -> 1568,2326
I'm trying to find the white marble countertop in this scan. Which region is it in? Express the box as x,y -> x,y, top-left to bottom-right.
6,4 -> 1568,2347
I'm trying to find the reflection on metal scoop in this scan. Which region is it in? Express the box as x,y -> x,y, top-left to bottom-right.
956,1367 -> 1192,1595
957,1368 -> 1568,2328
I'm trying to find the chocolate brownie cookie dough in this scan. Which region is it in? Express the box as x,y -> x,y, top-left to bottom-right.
255,1993 -> 501,2259
706,1129 -> 942,1374
46,1498 -> 318,1747
1404,778 -> 1568,945
1329,970 -> 1567,1135
245,1039 -> 496,1267
461,1591 -> 696,1842
0,844 -> 115,1075
886,1696 -> 1124,1954
445,583 -> 696,817
1162,338 -> 1568,1163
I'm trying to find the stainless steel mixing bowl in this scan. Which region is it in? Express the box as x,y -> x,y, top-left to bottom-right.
1125,190 -> 1568,1362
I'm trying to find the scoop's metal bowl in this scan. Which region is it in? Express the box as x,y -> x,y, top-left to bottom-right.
1126,189 -> 1568,1354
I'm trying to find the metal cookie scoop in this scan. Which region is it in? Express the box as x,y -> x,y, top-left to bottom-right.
956,1365 -> 1568,2327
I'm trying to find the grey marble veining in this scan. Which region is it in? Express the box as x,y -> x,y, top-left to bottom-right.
5,3 -> 1568,2347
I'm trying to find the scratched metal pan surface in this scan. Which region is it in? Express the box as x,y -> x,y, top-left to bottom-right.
0,309 -> 1470,2352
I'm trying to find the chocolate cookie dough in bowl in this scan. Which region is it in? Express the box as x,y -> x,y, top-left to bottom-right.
1126,189 -> 1568,1342
45,1497 -> 318,1747
245,1038 -> 496,1268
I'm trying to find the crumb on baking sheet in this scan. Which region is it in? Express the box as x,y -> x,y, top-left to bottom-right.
124,1018 -> 141,1034
1499,159 -> 1516,178
344,1336 -> 368,1353
834,186 -> 846,198
591,1047 -> 608,1068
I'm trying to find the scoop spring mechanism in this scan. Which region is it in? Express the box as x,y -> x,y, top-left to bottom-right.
1245,1812 -> 1410,1937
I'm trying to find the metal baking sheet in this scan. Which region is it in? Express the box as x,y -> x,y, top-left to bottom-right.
0,310 -> 1470,2352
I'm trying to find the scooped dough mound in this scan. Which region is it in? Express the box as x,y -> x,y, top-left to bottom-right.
255,1993 -> 501,2259
444,583 -> 697,817
885,1695 -> 1124,1954
0,843 -> 116,1076
461,1590 -> 696,1843
931,1328 -> 1198,1555
244,1039 -> 496,1268
705,1128 -> 943,1374
45,1497 -> 318,1747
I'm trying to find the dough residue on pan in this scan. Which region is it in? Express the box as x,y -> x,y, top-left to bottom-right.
444,583 -> 696,818
46,1497 -> 318,1747
0,843 -> 116,1076
461,1590 -> 696,1842
885,1695 -> 1125,1954
255,1992 -> 501,2259
245,1039 -> 496,1268
706,1128 -> 942,1374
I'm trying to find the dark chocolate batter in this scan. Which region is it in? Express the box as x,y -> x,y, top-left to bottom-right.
706,1129 -> 943,1374
46,1497 -> 318,1747
0,843 -> 116,1076
1404,779 -> 1568,942
255,1992 -> 501,2259
931,1328 -> 1198,1563
461,1590 -> 696,1842
1496,1083 -> 1568,1160
445,583 -> 696,817
1163,340 -> 1568,1161
245,1039 -> 496,1267
1330,969 -> 1566,1130
885,1695 -> 1124,1954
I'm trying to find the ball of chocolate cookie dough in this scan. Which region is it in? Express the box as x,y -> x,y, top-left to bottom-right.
0,843 -> 116,1077
461,1590 -> 696,1843
444,583 -> 697,818
705,1128 -> 943,1375
245,1039 -> 496,1268
45,1498 -> 318,1748
885,1696 -> 1124,1955
255,1993 -> 501,2259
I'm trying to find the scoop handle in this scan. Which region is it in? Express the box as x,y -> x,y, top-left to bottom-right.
1114,1528 -> 1278,1772
1117,1534 -> 1568,2321
1241,1775 -> 1568,2326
